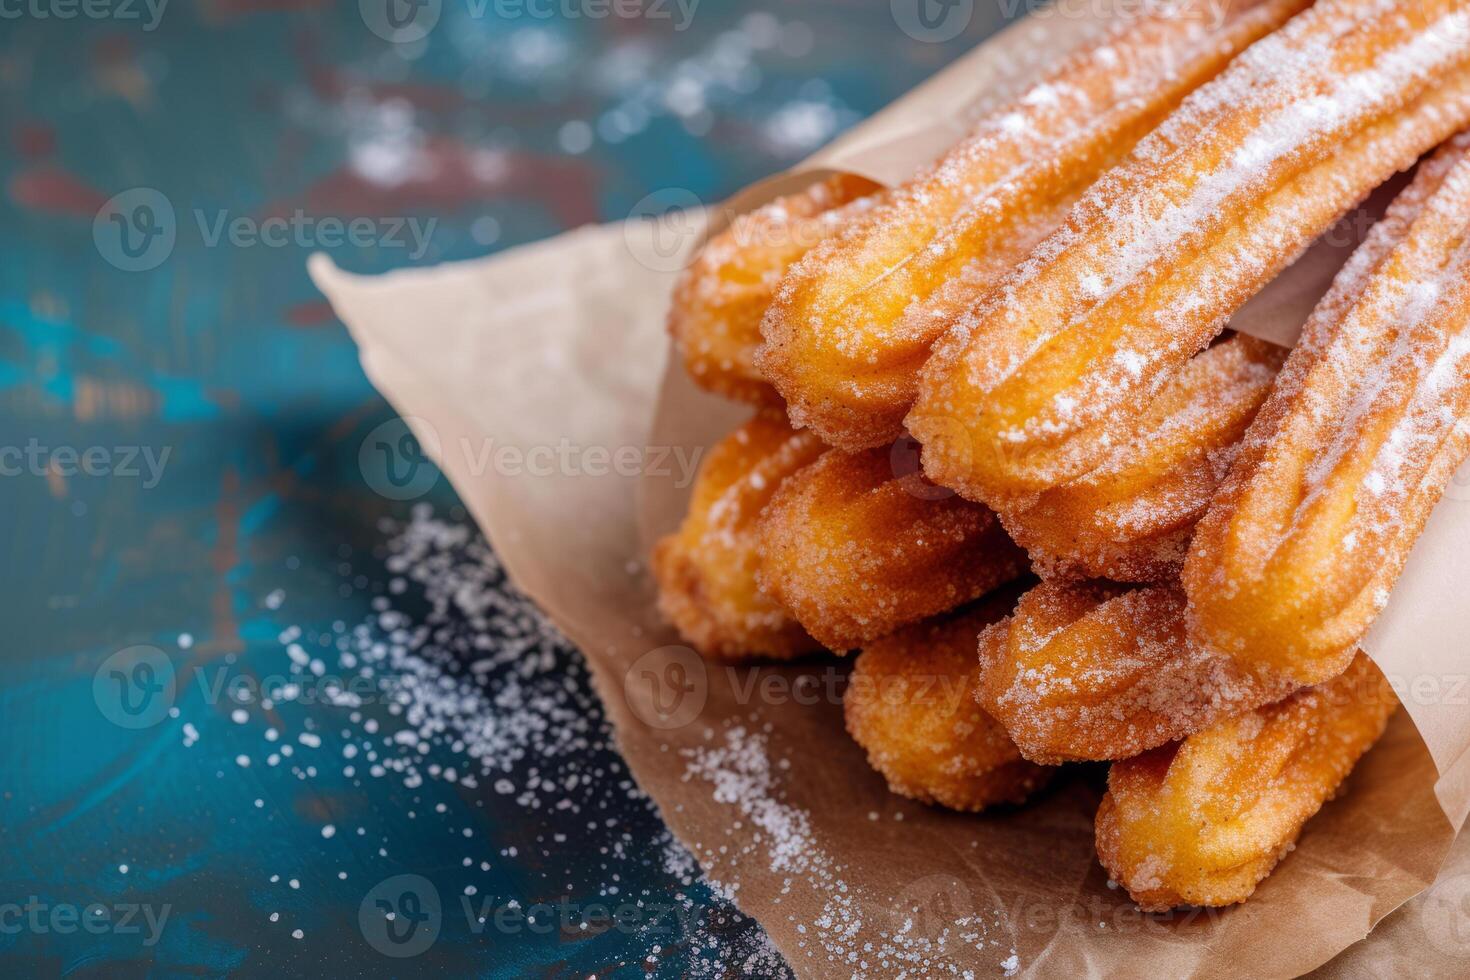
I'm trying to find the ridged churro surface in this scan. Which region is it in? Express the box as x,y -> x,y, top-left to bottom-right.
756,444 -> 1028,650
1001,334 -> 1284,582
976,580 -> 1304,764
845,595 -> 1051,811
758,0 -> 1306,449
652,410 -> 825,660
1095,653 -> 1396,910
1187,132 -> 1470,685
668,174 -> 881,404
912,0 -> 1470,504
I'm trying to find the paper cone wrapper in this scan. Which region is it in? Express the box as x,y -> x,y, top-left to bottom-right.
310,4 -> 1470,975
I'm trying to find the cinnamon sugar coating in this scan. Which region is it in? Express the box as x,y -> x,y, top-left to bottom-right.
1000,334 -> 1284,583
758,0 -> 1311,452
652,410 -> 826,660
911,0 -> 1470,504
668,174 -> 881,404
975,579 -> 1307,765
1096,652 -> 1396,910
756,444 -> 1028,651
1187,131 -> 1470,685
845,595 -> 1051,811
758,0 -> 1306,450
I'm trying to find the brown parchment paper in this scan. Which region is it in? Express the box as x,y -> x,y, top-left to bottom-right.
309,4 -> 1470,975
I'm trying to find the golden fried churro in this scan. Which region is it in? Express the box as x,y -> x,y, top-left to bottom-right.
911,0 -> 1470,504
668,174 -> 882,404
1096,652 -> 1396,910
756,444 -> 1028,651
975,579 -> 1303,764
652,410 -> 826,660
1001,334 -> 1285,582
845,594 -> 1052,811
759,0 -> 1309,450
1186,131 -> 1470,685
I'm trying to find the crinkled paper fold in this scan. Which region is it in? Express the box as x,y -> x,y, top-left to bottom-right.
310,5 -> 1470,975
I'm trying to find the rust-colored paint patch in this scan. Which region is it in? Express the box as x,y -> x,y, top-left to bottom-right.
283,300 -> 336,328
9,166 -> 108,217
12,121 -> 56,159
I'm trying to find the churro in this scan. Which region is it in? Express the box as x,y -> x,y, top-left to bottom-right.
756,443 -> 1028,651
759,0 -> 1309,450
1186,131 -> 1470,685
1096,652 -> 1396,910
668,174 -> 882,404
911,0 -> 1470,504
652,410 -> 826,660
975,579 -> 1303,764
1000,334 -> 1284,582
845,593 -> 1051,811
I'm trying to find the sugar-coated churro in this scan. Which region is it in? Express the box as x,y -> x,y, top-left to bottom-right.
758,0 -> 1307,450
1000,334 -> 1285,582
1096,652 -> 1396,910
668,174 -> 882,404
1186,131 -> 1470,685
845,593 -> 1052,811
652,410 -> 826,660
756,443 -> 1028,650
911,0 -> 1470,504
975,579 -> 1305,764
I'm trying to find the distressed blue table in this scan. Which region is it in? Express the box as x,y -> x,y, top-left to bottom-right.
0,1 -> 1013,975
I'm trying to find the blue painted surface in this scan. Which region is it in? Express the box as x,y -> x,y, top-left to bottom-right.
0,2 -> 1013,975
